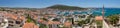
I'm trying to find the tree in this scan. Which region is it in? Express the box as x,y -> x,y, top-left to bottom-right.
42,18 -> 48,21
77,14 -> 93,26
77,20 -> 85,26
107,14 -> 119,25
26,14 -> 33,22
52,18 -> 59,21
39,24 -> 47,28
26,14 -> 37,24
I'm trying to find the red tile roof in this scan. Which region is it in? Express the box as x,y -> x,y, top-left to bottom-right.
53,21 -> 61,24
5,13 -> 18,20
5,13 -> 26,20
64,22 -> 72,27
22,22 -> 39,28
38,20 -> 61,25
20,16 -> 25,20
47,21 -> 61,25
95,16 -> 103,21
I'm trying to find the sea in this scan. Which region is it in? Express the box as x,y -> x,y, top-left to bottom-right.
57,8 -> 120,16
93,8 -> 120,16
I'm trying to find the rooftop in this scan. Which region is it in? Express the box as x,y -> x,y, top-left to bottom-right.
22,22 -> 39,28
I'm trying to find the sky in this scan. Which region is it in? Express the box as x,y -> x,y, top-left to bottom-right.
0,0 -> 120,8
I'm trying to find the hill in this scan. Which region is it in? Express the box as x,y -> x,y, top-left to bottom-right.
47,5 -> 87,10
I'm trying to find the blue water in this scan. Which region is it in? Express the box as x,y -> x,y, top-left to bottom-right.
93,8 -> 120,16
57,8 -> 120,16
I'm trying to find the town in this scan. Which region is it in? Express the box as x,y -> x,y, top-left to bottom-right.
0,5 -> 120,28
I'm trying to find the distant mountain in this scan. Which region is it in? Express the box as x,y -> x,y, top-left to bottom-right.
47,5 -> 87,10
0,7 -> 41,10
0,5 -> 87,10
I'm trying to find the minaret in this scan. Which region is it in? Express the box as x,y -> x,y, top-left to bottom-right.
102,5 -> 110,28
102,5 -> 104,19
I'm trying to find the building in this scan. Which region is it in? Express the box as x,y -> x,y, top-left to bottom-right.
22,22 -> 39,28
